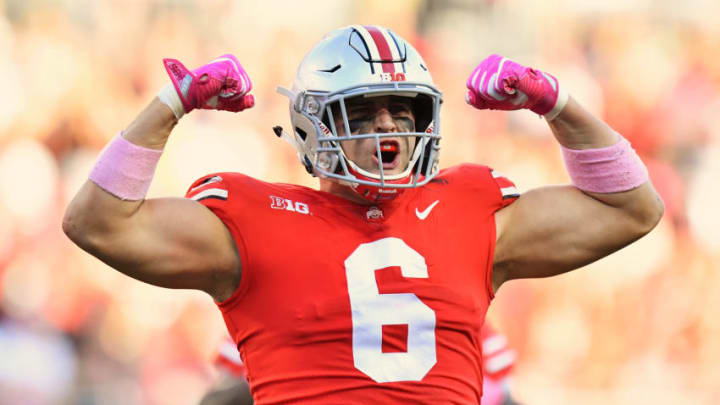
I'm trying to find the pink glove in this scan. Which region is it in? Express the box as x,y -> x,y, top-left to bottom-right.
466,54 -> 567,120
163,54 -> 254,114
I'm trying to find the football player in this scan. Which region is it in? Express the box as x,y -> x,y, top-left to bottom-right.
63,25 -> 663,404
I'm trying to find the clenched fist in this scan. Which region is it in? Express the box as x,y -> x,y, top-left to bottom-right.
163,54 -> 254,114
466,54 -> 567,120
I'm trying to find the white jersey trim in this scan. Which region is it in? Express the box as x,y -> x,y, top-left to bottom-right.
190,188 -> 228,201
500,186 -> 520,198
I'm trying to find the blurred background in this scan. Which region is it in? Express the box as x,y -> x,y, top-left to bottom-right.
1,0 -> 719,404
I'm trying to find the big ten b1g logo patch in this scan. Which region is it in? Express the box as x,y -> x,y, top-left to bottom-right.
377,72 -> 406,82
270,196 -> 310,215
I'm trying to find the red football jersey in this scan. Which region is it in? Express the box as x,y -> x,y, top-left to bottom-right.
186,164 -> 519,405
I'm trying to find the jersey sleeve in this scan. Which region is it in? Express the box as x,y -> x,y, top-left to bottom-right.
438,164 -> 520,301
443,163 -> 520,212
184,173 -> 251,305
487,168 -> 520,210
185,173 -> 238,238
186,174 -> 229,202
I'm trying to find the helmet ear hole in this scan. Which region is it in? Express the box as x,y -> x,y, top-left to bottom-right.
412,94 -> 433,133
295,127 -> 308,141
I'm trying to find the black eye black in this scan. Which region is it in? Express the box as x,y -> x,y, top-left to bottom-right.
394,117 -> 415,131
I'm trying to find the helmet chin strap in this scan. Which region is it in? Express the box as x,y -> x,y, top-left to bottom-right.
348,171 -> 413,203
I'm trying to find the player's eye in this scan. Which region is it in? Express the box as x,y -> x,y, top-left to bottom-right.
348,117 -> 371,133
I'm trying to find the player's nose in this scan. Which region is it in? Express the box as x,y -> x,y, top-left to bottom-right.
374,109 -> 397,133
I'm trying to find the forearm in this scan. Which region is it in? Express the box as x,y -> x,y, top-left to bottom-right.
546,97 -> 663,224
62,54 -> 251,297
546,96 -> 617,149
474,55 -> 664,287
124,97 -> 178,149
64,98 -> 177,244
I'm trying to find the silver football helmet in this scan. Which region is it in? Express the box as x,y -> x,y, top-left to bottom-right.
276,25 -> 442,202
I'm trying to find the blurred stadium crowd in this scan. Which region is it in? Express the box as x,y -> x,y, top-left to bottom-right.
0,0 -> 719,404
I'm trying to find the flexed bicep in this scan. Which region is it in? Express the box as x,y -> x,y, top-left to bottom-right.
64,180 -> 241,300
493,182 -> 660,289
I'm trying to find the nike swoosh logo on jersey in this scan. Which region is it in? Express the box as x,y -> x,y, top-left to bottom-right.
415,200 -> 439,220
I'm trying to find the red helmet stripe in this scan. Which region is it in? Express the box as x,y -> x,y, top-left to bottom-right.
364,25 -> 395,73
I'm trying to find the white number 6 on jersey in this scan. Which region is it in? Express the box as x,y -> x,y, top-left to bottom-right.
344,237 -> 437,382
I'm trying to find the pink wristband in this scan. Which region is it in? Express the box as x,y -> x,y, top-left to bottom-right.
89,133 -> 163,200
561,135 -> 648,193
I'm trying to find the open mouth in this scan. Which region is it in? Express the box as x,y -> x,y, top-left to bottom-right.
372,140 -> 400,169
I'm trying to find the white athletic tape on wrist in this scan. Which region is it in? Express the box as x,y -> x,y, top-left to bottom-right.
157,83 -> 186,119
544,86 -> 569,121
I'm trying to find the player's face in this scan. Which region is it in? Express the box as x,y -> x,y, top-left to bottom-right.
333,96 -> 417,176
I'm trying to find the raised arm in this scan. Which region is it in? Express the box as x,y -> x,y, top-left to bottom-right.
63,55 -> 254,301
465,55 -> 664,292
